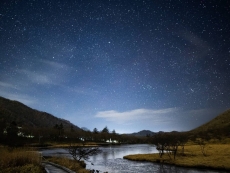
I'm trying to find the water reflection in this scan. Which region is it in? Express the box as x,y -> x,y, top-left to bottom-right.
91,144 -> 157,162
41,144 -> 227,173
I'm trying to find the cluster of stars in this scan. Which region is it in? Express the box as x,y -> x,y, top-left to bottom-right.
0,0 -> 229,132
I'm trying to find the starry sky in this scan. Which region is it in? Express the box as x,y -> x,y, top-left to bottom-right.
0,0 -> 230,133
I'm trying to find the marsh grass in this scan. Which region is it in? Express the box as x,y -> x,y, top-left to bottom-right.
0,164 -> 44,173
124,144 -> 230,171
47,156 -> 90,173
0,147 -> 45,173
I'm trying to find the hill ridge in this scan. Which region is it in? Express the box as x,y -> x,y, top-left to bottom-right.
190,109 -> 230,136
0,96 -> 80,131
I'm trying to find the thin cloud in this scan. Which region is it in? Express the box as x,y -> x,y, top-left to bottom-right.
0,91 -> 36,106
19,69 -> 52,85
0,81 -> 16,89
15,60 -> 93,97
95,108 -> 178,124
180,30 -> 210,58
16,60 -> 71,86
40,60 -> 69,70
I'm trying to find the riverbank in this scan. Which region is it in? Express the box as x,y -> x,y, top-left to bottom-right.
123,144 -> 230,171
45,156 -> 90,173
28,142 -> 118,149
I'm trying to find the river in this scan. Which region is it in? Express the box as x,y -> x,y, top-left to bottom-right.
40,144 -> 228,173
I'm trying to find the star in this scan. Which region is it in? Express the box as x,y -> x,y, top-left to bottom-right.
0,0 -> 229,133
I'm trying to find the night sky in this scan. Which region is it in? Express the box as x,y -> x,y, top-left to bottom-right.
0,0 -> 230,133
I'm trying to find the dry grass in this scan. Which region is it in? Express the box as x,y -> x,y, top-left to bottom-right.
47,157 -> 90,173
124,144 -> 230,171
45,142 -> 100,148
0,147 -> 45,173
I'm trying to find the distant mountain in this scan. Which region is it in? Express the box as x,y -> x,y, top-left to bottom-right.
127,109 -> 230,138
0,96 -> 81,131
190,109 -> 230,137
130,130 -> 156,137
81,127 -> 90,131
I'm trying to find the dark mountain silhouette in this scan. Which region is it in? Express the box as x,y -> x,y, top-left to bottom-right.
130,109 -> 230,138
0,96 -> 81,131
130,130 -> 156,137
81,127 -> 90,131
190,109 -> 230,137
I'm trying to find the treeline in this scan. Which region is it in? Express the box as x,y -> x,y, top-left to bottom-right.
1,119 -> 228,148
149,129 -> 230,160
0,121 -> 146,147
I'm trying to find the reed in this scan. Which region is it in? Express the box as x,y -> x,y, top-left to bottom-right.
0,147 -> 44,173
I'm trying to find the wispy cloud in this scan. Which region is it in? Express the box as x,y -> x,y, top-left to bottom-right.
40,60 -> 69,70
93,107 -> 221,132
14,60 -> 72,86
180,30 -> 210,58
95,108 -> 178,124
18,69 -> 53,85
0,80 -> 36,106
0,81 -> 17,89
0,91 -> 36,106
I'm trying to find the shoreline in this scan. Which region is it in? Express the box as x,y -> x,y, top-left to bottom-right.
28,142 -> 121,150
123,144 -> 230,172
124,154 -> 228,172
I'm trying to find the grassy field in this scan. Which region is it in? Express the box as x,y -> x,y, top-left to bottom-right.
0,146 -> 97,173
0,147 -> 45,173
46,156 -> 90,173
124,144 -> 230,171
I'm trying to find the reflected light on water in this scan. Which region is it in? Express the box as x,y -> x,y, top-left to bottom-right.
41,144 -> 227,173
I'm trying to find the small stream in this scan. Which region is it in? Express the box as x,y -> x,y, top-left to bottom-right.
40,144 -> 228,173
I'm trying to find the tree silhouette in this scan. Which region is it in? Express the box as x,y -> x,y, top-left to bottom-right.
67,144 -> 101,161
101,126 -> 109,133
7,121 -> 18,137
93,128 -> 99,134
54,123 -> 64,140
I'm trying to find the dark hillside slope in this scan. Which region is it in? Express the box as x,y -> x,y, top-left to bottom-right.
130,130 -> 156,137
190,109 -> 230,137
0,96 -> 80,131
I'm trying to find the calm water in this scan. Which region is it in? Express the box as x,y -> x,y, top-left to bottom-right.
40,144 -> 227,173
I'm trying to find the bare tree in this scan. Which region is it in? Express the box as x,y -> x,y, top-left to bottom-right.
67,144 -> 101,161
152,132 -> 168,158
153,132 -> 181,160
177,132 -> 188,155
196,138 -> 207,156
